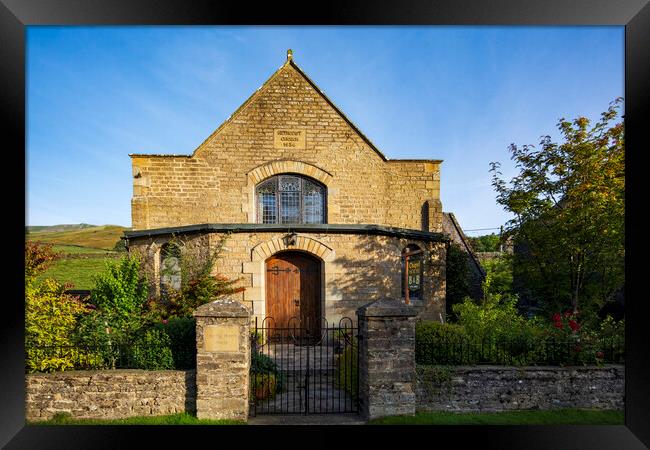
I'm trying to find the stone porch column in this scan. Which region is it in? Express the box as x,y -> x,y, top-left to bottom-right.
356,298 -> 418,420
193,298 -> 251,421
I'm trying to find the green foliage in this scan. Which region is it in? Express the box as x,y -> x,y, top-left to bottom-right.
490,98 -> 625,316
481,254 -> 513,297
152,234 -> 245,319
154,317 -> 196,369
25,242 -> 89,373
112,238 -> 127,252
87,254 -> 150,341
445,243 -> 472,316
468,233 -> 501,252
250,350 -> 285,397
129,328 -> 174,370
335,334 -> 358,401
25,279 -> 90,372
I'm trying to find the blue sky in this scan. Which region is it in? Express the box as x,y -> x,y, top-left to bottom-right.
26,26 -> 624,234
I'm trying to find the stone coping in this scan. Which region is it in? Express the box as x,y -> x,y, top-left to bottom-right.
416,364 -> 625,370
123,223 -> 450,243
356,298 -> 420,318
193,297 -> 251,317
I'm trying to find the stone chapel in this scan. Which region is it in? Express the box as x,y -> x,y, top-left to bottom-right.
125,50 -> 449,332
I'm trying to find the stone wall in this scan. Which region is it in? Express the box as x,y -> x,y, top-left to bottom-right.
193,299 -> 251,421
357,299 -> 418,420
416,365 -> 624,412
130,58 -> 442,233
128,231 -> 447,323
25,370 -> 196,421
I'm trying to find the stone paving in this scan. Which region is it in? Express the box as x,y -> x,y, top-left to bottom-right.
251,343 -> 358,417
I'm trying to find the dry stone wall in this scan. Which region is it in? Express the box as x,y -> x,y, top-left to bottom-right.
25,370 -> 195,421
416,365 -> 624,412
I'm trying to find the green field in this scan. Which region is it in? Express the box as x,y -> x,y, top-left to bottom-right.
29,412 -> 245,426
367,408 -> 624,425
27,224 -> 129,289
36,255 -> 121,289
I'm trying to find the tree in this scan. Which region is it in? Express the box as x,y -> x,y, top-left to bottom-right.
490,98 -> 624,317
468,233 -> 501,252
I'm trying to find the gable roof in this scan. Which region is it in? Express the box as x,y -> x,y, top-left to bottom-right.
442,212 -> 486,278
130,51 -> 442,164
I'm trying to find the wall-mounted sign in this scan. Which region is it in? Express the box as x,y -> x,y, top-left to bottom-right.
274,129 -> 306,149
204,325 -> 240,352
408,259 -> 421,291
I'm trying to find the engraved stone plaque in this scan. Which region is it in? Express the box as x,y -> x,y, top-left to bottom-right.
274,129 -> 306,149
204,325 -> 240,352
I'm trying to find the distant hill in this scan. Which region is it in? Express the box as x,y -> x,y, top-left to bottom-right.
26,223 -> 96,233
27,224 -> 130,251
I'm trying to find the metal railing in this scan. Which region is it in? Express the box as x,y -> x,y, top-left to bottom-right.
415,336 -> 624,366
26,343 -> 196,372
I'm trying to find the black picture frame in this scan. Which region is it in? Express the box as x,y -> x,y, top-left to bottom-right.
2,0 -> 648,448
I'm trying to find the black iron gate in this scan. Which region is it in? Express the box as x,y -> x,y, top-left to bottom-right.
250,317 -> 360,415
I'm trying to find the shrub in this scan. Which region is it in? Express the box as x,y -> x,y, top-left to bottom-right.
152,234 -> 245,319
25,243 -> 89,373
129,328 -> 174,370
154,317 -> 196,369
250,351 -> 284,393
335,335 -> 358,400
88,254 -> 150,342
251,373 -> 277,401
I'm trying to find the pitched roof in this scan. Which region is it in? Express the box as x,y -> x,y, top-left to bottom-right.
442,212 -> 486,278
130,50 -> 443,164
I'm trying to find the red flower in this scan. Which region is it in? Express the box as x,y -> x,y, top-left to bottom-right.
596,351 -> 605,359
568,320 -> 580,331
553,321 -> 563,329
162,319 -> 168,325
552,313 -> 561,322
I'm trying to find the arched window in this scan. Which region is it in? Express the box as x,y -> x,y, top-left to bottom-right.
402,244 -> 423,300
160,242 -> 182,294
256,174 -> 326,224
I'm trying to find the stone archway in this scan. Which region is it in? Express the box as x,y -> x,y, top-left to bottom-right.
242,235 -> 336,321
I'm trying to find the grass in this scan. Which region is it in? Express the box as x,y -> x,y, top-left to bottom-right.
51,244 -> 115,255
29,412 -> 245,426
27,225 -> 128,251
36,254 -> 122,290
367,408 -> 624,425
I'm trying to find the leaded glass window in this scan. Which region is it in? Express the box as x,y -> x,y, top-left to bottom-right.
255,174 -> 326,224
160,242 -> 182,295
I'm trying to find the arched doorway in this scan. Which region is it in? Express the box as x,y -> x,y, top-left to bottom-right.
265,251 -> 321,339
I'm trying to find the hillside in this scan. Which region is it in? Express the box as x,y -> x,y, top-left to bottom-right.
26,224 -> 131,289
27,224 -> 129,251
26,223 -> 96,233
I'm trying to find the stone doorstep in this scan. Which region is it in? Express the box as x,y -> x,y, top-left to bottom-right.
247,413 -> 365,425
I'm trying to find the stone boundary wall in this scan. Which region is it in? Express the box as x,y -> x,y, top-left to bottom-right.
25,369 -> 196,421
416,365 -> 624,412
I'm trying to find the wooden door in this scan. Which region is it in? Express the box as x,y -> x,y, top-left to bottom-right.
266,252 -> 321,340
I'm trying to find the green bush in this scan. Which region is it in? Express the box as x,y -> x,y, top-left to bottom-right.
335,335 -> 358,400
89,254 -> 150,342
129,328 -> 174,370
154,317 -> 196,369
25,243 -> 90,373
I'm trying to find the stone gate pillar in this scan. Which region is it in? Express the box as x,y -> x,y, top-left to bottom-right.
357,298 -> 418,420
193,298 -> 251,421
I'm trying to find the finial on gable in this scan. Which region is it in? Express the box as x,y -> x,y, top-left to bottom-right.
287,49 -> 293,61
